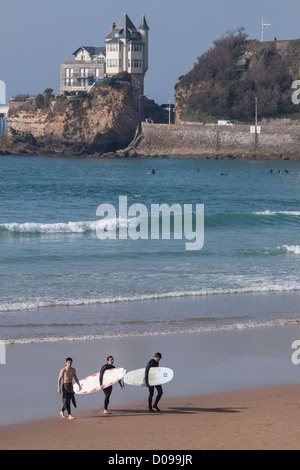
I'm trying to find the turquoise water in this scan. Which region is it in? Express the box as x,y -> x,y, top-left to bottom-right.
0,155 -> 299,343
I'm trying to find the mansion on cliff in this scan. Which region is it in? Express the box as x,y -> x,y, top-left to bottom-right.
60,13 -> 149,95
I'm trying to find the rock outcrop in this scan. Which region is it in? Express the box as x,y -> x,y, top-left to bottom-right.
175,37 -> 300,123
0,81 -> 139,156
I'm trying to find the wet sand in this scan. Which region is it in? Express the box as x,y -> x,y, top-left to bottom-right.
1,384 -> 300,450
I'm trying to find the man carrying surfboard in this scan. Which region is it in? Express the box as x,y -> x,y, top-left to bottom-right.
100,356 -> 124,414
145,352 -> 163,412
58,357 -> 81,420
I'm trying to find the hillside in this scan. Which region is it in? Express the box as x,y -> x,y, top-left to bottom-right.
175,31 -> 300,123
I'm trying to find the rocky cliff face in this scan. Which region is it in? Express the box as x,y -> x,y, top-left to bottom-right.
0,82 -> 139,156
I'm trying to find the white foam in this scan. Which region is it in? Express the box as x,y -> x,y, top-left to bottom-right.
282,245 -> 300,254
254,210 -> 300,216
1,218 -> 131,233
1,283 -> 300,312
4,318 -> 300,345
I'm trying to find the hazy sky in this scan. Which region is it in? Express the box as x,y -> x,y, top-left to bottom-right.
1,0 -> 300,105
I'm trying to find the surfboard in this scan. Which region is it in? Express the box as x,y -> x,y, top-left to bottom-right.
73,368 -> 126,394
123,367 -> 174,387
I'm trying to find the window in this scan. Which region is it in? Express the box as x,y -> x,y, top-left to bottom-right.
131,59 -> 143,69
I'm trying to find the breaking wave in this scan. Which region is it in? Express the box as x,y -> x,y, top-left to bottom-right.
3,317 -> 300,344
0,209 -> 299,234
1,283 -> 300,313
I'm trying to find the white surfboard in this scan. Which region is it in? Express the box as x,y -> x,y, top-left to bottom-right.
124,367 -> 174,387
74,367 -> 126,394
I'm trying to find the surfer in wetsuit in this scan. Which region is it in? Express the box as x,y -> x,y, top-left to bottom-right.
100,356 -> 124,414
58,357 -> 81,420
145,352 -> 163,412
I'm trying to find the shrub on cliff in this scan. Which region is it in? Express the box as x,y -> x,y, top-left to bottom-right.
103,71 -> 131,88
35,88 -> 54,109
176,29 -> 295,121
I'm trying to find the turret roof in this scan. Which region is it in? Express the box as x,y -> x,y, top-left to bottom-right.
139,14 -> 149,31
105,13 -> 142,41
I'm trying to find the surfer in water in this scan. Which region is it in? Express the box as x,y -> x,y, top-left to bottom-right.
100,356 -> 124,414
58,357 -> 81,420
145,352 -> 163,412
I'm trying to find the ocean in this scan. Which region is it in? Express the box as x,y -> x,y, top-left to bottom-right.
0,155 -> 299,344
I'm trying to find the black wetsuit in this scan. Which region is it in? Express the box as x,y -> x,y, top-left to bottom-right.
100,363 -> 115,410
145,358 -> 163,410
61,383 -> 76,415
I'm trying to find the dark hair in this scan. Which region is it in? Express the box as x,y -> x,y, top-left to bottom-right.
66,357 -> 73,362
154,352 -> 162,359
107,356 -> 114,361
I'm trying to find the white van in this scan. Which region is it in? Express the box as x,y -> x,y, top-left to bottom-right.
218,120 -> 235,125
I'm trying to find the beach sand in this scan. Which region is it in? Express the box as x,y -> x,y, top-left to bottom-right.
1,319 -> 300,449
1,384 -> 300,450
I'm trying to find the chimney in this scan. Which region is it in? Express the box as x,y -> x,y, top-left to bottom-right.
110,21 -> 116,32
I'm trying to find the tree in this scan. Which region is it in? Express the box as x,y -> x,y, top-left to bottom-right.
35,93 -> 44,108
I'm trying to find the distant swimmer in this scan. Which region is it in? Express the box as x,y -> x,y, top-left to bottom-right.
58,357 -> 81,420
196,168 -> 199,172
284,169 -> 289,173
220,172 -> 229,176
269,169 -> 273,173
151,169 -> 156,174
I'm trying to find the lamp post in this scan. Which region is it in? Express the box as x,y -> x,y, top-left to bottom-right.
255,97 -> 258,131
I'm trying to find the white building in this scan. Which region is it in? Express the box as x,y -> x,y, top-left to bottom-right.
60,47 -> 106,93
60,13 -> 149,95
0,80 -> 8,133
105,13 -> 149,94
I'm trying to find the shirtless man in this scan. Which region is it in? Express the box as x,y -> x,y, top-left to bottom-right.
58,357 -> 81,420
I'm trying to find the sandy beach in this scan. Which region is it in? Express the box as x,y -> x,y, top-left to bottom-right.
1,384 -> 300,450
1,322 -> 300,450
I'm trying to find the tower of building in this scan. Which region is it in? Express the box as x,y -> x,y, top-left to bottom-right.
105,13 -> 149,94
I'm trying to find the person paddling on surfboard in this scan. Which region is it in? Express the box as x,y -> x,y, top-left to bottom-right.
145,352 -> 163,412
100,356 -> 124,414
58,357 -> 81,420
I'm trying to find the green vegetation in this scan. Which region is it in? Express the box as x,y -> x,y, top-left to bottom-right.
103,71 -> 131,87
35,88 -> 54,108
176,29 -> 300,121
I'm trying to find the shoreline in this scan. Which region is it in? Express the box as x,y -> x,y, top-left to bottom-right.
1,120 -> 300,160
1,150 -> 299,161
1,384 -> 300,449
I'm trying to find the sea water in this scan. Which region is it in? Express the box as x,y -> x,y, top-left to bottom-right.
0,155 -> 299,344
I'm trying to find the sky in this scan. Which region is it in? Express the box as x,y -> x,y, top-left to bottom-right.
1,0 -> 300,105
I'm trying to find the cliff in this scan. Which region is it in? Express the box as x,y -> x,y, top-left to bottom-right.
0,81 -> 139,156
175,35 -> 300,123
120,120 -> 300,160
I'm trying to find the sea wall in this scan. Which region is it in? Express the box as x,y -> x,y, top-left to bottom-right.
123,120 -> 300,160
